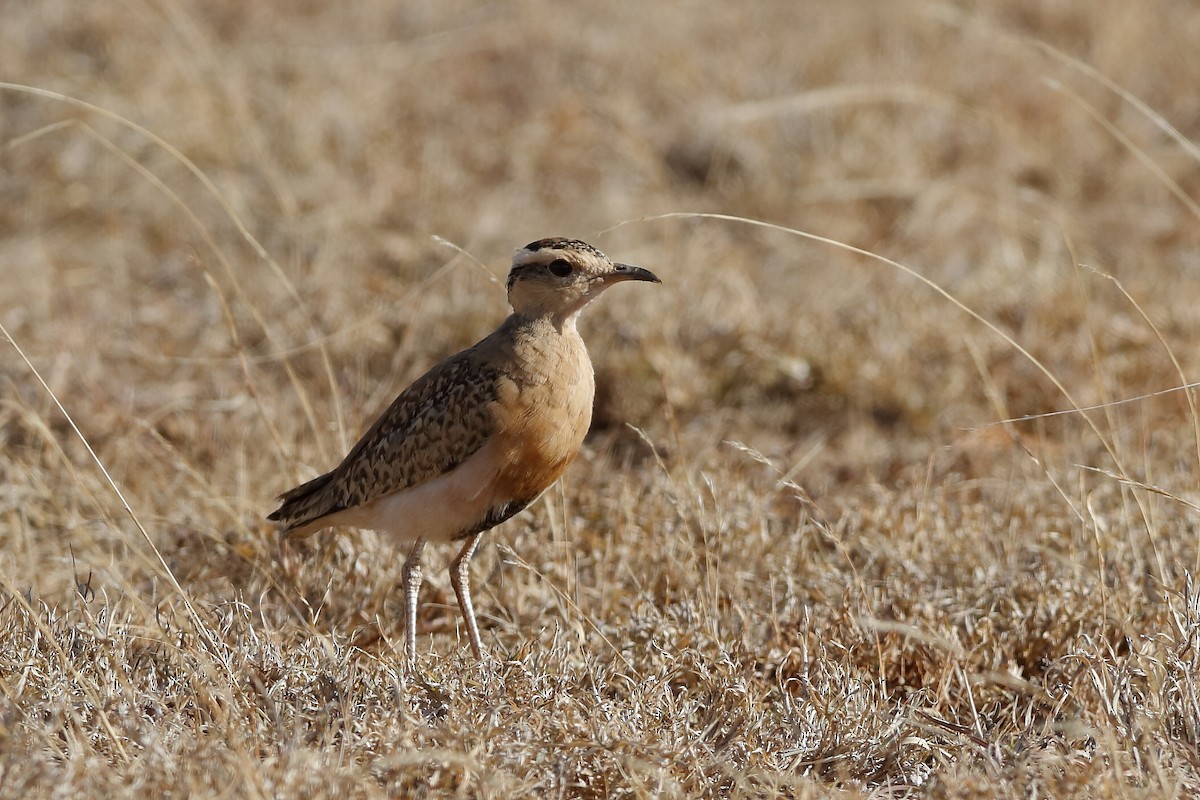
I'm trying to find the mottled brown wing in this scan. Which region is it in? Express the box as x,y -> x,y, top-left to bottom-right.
335,353 -> 501,506
269,349 -> 500,532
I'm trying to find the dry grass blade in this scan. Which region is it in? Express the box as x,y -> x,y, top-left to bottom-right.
0,321 -> 213,644
0,80 -> 345,460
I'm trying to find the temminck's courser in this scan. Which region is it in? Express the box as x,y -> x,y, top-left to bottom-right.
269,238 -> 660,660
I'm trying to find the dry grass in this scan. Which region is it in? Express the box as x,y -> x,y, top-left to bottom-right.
4,0 -> 1200,796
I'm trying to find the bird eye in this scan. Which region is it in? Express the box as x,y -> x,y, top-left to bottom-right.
547,259 -> 573,278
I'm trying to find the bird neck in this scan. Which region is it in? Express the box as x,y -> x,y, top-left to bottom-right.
508,308 -> 582,337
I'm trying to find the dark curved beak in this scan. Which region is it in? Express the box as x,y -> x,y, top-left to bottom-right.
605,263 -> 661,284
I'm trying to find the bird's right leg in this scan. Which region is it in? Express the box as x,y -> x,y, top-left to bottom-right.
401,537 -> 427,663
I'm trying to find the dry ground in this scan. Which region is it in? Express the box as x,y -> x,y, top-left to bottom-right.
4,1 -> 1200,797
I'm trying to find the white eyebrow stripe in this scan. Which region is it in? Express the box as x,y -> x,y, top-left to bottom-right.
511,248 -> 554,268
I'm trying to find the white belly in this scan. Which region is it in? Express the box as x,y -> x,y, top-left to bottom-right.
326,437 -> 506,543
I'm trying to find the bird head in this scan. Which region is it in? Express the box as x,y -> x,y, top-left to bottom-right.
505,238 -> 660,323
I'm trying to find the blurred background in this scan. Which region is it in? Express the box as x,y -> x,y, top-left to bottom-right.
5,0 -> 1200,466
5,2 -> 1199,471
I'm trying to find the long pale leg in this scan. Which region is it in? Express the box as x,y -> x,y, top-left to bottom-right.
450,532 -> 486,660
401,537 -> 427,663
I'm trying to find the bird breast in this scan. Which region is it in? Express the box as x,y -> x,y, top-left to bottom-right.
489,323 -> 595,504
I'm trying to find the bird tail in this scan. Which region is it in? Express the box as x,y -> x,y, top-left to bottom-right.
267,471 -> 342,538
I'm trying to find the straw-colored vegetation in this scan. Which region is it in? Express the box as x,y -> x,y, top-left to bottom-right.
4,1 -> 1200,796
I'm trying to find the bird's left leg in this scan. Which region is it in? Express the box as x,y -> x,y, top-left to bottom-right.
449,531 -> 486,659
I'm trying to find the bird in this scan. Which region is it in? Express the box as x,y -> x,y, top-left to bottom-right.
268,237 -> 660,661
